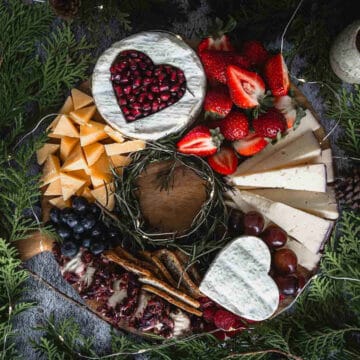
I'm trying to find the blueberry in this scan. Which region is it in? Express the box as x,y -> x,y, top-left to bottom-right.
73,233 -> 83,242
88,203 -> 101,218
91,224 -> 102,238
81,214 -> 96,230
61,241 -> 79,258
49,207 -> 61,224
72,196 -> 88,212
82,238 -> 92,248
66,213 -> 80,228
90,241 -> 105,255
73,223 -> 85,234
57,224 -> 72,240
59,207 -> 74,224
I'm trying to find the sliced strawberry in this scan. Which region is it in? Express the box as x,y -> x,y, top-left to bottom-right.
253,108 -> 287,139
226,65 -> 265,108
207,146 -> 238,175
219,110 -> 249,141
200,50 -> 251,84
213,309 -> 246,331
203,307 -> 218,323
233,133 -> 268,156
204,86 -> 233,118
242,40 -> 269,67
264,53 -> 290,97
177,125 -> 223,157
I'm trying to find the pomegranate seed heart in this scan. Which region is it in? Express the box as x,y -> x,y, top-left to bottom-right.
111,50 -> 187,122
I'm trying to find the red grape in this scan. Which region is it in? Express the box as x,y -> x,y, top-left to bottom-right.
228,209 -> 244,235
261,225 -> 287,248
274,275 -> 299,296
272,248 -> 298,275
243,211 -> 264,236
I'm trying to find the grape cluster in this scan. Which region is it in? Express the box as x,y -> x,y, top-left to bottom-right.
228,209 -> 302,297
50,196 -> 121,258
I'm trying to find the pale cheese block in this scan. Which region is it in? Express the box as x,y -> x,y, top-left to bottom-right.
61,144 -> 87,172
83,142 -> 105,166
60,137 -> 79,162
233,110 -> 321,175
80,121 -> 108,146
69,105 -> 96,125
313,148 -> 335,183
36,143 -> 60,165
47,96 -> 74,131
231,190 -> 333,254
71,88 -> 93,110
231,131 -> 321,176
41,155 -> 61,185
51,115 -> 79,138
60,172 -> 87,201
110,154 -> 131,168
200,236 -> 279,321
232,164 -> 327,192
91,182 -> 115,211
104,140 -> 146,156
48,196 -> 71,209
104,125 -> 125,143
248,188 -> 339,220
44,179 -> 62,196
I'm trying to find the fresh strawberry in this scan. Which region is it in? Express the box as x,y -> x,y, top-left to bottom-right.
253,108 -> 287,139
204,86 -> 233,118
242,40 -> 269,67
197,17 -> 236,53
207,146 -> 238,175
233,133 -> 268,156
200,50 -> 251,84
203,307 -> 218,323
213,309 -> 245,331
226,65 -> 265,108
264,53 -> 290,96
274,95 -> 306,129
219,111 -> 249,141
177,125 -> 223,157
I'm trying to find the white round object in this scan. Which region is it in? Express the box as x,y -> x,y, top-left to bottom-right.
200,236 -> 279,321
92,31 -> 206,141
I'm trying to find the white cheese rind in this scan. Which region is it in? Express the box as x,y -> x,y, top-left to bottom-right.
248,187 -> 339,220
232,164 -> 327,192
231,190 -> 333,254
92,31 -> 206,141
200,236 -> 279,321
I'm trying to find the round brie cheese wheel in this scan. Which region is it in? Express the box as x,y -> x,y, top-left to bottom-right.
92,31 -> 206,141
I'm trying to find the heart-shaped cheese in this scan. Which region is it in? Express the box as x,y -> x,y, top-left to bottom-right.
93,31 -> 206,141
200,236 -> 279,321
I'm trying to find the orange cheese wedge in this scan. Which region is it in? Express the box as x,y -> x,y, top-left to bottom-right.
52,115 -> 79,138
60,172 -> 87,201
80,121 -> 108,146
110,154 -> 132,168
79,186 -> 95,202
36,143 -> 60,165
68,169 -> 92,187
41,154 -> 61,185
104,125 -> 125,143
47,96 -> 74,131
104,140 -> 146,156
83,142 -> 105,166
60,136 -> 79,162
71,88 -> 93,110
48,196 -> 72,209
91,182 -> 115,211
44,179 -> 62,196
88,153 -> 112,187
61,144 -> 87,171
69,105 -> 96,125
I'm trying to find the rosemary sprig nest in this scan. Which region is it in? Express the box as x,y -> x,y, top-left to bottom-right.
104,135 -> 232,271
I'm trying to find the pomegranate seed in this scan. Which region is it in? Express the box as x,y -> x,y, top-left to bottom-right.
114,86 -> 123,96
126,115 -> 136,121
123,85 -> 132,95
130,64 -> 137,71
133,70 -> 140,76
121,106 -> 130,115
131,108 -> 141,117
178,89 -> 185,98
127,95 -> 135,103
145,70 -> 152,77
154,68 -> 161,76
139,62 -> 147,70
151,85 -> 160,93
138,93 -> 147,103
147,93 -> 154,101
133,78 -> 142,88
143,77 -> 153,86
158,72 -> 167,82
170,84 -> 180,92
159,103 -> 167,110
159,84 -> 169,92
167,99 -> 175,106
119,97 -> 127,106
152,102 -> 159,112
143,102 -> 151,111
170,71 -> 177,82
119,78 -> 129,84
132,102 -> 141,109
160,92 -> 170,101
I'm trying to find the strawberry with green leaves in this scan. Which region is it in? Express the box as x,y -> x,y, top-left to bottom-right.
207,146 -> 238,175
264,53 -> 290,96
219,110 -> 249,141
233,133 -> 268,157
204,86 -> 233,118
253,108 -> 287,139
177,125 -> 223,157
242,40 -> 269,68
274,95 -> 306,129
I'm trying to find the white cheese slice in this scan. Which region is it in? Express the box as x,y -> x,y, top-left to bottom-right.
231,131 -> 321,176
233,110 -> 321,175
248,187 -> 339,220
228,189 -> 333,254
313,148 -> 335,183
170,310 -> 191,337
232,164 -> 327,192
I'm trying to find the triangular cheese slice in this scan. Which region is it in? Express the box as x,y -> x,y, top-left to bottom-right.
232,164 -> 327,193
69,105 -> 96,126
52,115 -> 79,138
60,172 -> 87,200
248,188 -> 339,220
104,140 -> 146,156
61,144 -> 87,171
78,186 -> 95,202
88,153 -> 112,187
83,142 -> 105,166
41,155 -> 61,185
91,182 -> 115,211
285,238 -> 321,271
228,189 -> 333,254
80,121 -> 108,146
71,88 -> 93,110
313,148 -> 335,183
110,154 -> 131,168
48,196 -> 71,209
104,125 -> 125,143
68,169 -> 92,187
44,179 -> 63,196
60,137 -> 79,161
47,96 -> 74,131
36,143 -> 60,165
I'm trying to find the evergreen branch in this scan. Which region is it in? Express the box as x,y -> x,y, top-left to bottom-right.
223,349 -> 303,360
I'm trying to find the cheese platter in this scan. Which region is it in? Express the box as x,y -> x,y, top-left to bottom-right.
16,30 -> 339,340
